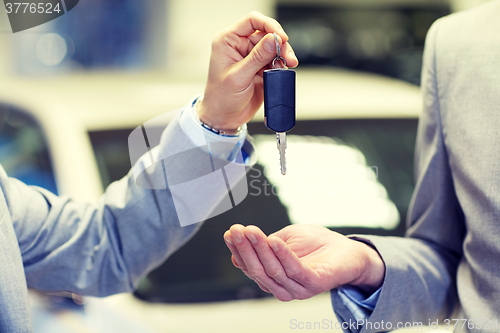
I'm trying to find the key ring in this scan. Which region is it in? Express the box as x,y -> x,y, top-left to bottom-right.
272,32 -> 287,70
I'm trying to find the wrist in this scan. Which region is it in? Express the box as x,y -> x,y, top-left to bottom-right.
351,242 -> 385,294
196,97 -> 242,135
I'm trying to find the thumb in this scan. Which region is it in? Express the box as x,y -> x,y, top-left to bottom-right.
234,33 -> 279,81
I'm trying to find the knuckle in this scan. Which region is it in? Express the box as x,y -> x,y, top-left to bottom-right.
250,48 -> 267,65
248,11 -> 261,19
222,33 -> 238,47
247,267 -> 263,278
212,30 -> 231,50
287,268 -> 302,280
266,268 -> 282,279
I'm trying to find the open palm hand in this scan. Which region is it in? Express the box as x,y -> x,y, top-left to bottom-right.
224,224 -> 384,301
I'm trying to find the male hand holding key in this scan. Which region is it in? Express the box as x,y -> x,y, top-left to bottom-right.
197,13 -> 298,136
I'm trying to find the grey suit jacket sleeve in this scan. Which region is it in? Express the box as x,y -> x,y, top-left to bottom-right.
4,110 -> 250,297
332,18 -> 465,333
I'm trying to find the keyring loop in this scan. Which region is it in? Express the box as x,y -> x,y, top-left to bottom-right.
272,56 -> 287,69
272,33 -> 287,69
273,32 -> 281,58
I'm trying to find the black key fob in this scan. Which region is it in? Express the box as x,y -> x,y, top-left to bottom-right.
263,68 -> 296,133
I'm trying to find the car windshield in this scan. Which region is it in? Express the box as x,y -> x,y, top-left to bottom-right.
88,117 -> 418,303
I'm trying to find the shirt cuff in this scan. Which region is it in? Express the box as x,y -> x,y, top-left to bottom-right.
179,94 -> 247,162
334,285 -> 382,322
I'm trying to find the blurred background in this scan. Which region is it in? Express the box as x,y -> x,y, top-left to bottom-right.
0,0 -> 493,332
0,0 -> 491,79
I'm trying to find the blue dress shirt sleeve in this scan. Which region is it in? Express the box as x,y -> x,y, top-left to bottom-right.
179,94 -> 247,162
335,285 -> 382,322
6,101 -> 253,297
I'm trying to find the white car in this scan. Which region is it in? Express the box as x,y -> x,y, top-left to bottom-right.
0,68 -> 428,333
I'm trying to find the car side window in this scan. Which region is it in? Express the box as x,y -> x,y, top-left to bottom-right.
0,105 -> 58,194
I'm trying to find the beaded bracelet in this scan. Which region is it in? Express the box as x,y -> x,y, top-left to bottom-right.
193,96 -> 242,137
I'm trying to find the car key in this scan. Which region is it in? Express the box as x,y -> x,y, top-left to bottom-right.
263,33 -> 296,175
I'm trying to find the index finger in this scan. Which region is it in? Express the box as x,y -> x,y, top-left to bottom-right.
224,230 -> 246,270
231,11 -> 288,43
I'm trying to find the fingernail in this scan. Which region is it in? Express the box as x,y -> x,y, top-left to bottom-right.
265,34 -> 275,53
225,236 -> 233,245
247,233 -> 257,244
233,233 -> 242,244
289,50 -> 298,62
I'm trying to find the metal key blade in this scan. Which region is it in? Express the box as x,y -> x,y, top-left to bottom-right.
276,132 -> 287,175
